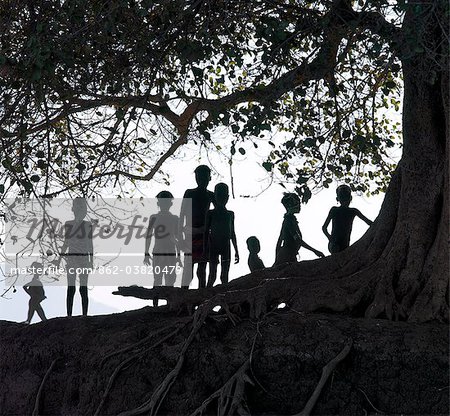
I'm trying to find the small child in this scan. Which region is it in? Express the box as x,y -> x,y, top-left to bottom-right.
144,191 -> 181,306
22,262 -> 47,324
322,185 -> 373,254
205,183 -> 239,287
246,236 -> 265,272
274,193 -> 324,265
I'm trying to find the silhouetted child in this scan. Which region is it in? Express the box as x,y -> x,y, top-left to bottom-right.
322,184 -> 373,254
59,197 -> 93,316
274,193 -> 324,265
144,191 -> 181,306
246,236 -> 265,272
179,165 -> 215,288
23,262 -> 47,324
205,183 -> 239,287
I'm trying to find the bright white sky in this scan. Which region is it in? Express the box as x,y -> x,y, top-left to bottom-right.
0,145 -> 388,323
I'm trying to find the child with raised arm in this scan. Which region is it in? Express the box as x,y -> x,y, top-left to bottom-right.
322,184 -> 373,254
144,191 -> 181,306
23,262 -> 47,324
274,193 -> 324,265
246,236 -> 265,272
205,183 -> 239,287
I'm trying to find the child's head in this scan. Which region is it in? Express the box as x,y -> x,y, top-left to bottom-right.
194,165 -> 211,189
72,197 -> 88,220
246,236 -> 261,254
281,193 -> 300,213
336,185 -> 352,206
156,191 -> 174,212
214,183 -> 229,207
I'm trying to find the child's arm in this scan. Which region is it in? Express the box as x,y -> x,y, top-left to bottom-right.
87,222 -> 94,267
275,220 -> 284,255
322,210 -> 333,240
230,212 -> 239,264
23,281 -> 32,294
57,223 -> 69,267
144,216 -> 154,265
301,240 -> 325,258
203,211 -> 212,258
355,209 -> 373,226
173,216 -> 182,266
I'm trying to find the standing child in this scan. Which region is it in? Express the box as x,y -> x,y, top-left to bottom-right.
144,191 -> 181,306
179,165 -> 215,288
246,236 -> 265,272
59,197 -> 93,317
205,183 -> 239,287
274,193 -> 324,265
322,184 -> 373,254
23,262 -> 47,324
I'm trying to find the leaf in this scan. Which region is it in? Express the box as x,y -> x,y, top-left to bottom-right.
0,184 -> 4,193
30,175 -> 40,182
238,147 -> 245,155
137,137 -> 147,143
262,162 -> 273,172
36,150 -> 45,158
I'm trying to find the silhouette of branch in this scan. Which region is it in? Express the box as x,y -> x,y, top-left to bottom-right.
293,339 -> 353,416
32,358 -> 58,416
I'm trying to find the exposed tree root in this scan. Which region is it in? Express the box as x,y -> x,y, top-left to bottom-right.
117,299 -> 221,416
357,387 -> 385,415
95,326 -> 183,416
293,339 -> 353,416
32,358 -> 57,416
188,360 -> 252,416
100,319 -> 190,366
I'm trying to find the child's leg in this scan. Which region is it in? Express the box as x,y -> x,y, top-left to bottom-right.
219,245 -> 231,285
220,260 -> 231,285
26,299 -> 36,323
35,303 -> 47,321
207,261 -> 218,287
197,262 -> 207,288
181,255 -> 192,289
164,258 -> 177,287
153,256 -> 163,307
79,273 -> 89,316
66,270 -> 76,317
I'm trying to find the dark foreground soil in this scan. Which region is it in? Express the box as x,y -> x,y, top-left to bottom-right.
0,307 -> 448,415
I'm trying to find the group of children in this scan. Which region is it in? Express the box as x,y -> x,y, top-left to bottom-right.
145,165 -> 373,291
246,184 -> 372,272
22,165 -> 373,322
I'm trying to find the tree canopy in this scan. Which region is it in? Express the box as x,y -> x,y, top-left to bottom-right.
0,0 -> 412,200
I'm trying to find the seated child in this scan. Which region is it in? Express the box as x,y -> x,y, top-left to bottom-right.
23,262 -> 47,324
322,184 -> 373,254
274,193 -> 324,265
246,236 -> 265,272
205,183 -> 239,287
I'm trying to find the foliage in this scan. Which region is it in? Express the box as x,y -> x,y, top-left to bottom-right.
0,0 -> 411,199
